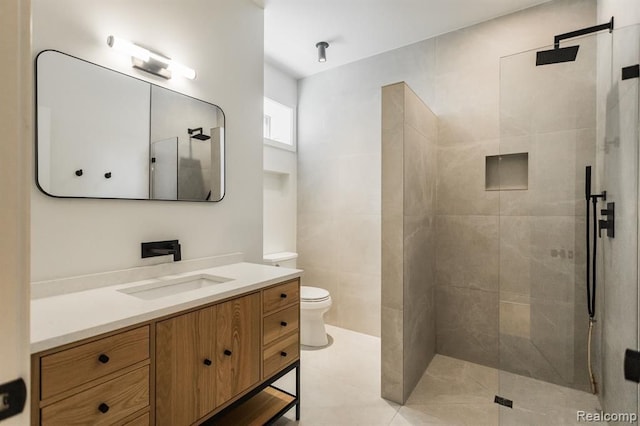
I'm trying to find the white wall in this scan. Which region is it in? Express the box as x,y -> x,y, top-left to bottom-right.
31,0 -> 264,281
0,0 -> 31,423
598,0 -> 640,26
263,62 -> 297,256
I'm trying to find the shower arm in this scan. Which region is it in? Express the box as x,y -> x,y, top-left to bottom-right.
553,17 -> 614,49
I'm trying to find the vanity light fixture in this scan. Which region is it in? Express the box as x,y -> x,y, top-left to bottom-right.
316,41 -> 329,63
107,35 -> 196,80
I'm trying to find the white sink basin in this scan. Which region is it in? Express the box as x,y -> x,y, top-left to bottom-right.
118,274 -> 233,300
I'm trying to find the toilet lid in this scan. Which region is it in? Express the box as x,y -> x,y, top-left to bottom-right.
301,286 -> 330,302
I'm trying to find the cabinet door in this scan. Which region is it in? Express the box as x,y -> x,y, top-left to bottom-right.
216,293 -> 261,406
156,305 -> 217,426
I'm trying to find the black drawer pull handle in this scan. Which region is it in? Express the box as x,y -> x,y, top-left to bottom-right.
280,351 -> 288,357
98,403 -> 109,414
98,354 -> 110,364
203,358 -> 212,366
280,293 -> 287,299
280,321 -> 288,327
224,349 -> 232,356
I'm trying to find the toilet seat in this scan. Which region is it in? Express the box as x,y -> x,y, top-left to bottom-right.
301,286 -> 330,302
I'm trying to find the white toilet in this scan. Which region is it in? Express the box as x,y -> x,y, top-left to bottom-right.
300,285 -> 332,347
263,252 -> 332,347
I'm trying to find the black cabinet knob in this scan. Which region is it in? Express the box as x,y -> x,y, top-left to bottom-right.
98,403 -> 109,414
280,321 -> 288,327
203,358 -> 212,366
280,351 -> 288,357
75,169 -> 83,177
224,349 -> 232,356
98,354 -> 110,364
280,293 -> 287,299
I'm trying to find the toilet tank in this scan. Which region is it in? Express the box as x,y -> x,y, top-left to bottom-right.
263,252 -> 298,268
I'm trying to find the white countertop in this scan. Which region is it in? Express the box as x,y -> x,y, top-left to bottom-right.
31,262 -> 302,354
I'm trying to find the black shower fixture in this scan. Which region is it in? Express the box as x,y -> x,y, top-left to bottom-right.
188,127 -> 211,141
536,45 -> 580,66
536,17 -> 614,66
585,165 -> 606,394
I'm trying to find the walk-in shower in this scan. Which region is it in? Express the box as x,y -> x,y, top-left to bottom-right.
498,21 -> 640,421
380,13 -> 640,423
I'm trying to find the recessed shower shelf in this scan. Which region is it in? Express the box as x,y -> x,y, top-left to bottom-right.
485,153 -> 529,191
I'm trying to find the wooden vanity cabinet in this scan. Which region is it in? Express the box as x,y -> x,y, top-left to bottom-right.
32,278 -> 299,426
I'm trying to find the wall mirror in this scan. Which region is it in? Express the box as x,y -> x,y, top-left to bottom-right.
35,50 -> 225,202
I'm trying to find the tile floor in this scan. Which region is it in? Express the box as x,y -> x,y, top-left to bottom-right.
273,325 -> 604,425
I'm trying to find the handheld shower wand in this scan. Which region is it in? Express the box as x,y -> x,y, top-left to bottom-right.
585,166 -> 591,202
585,166 -> 606,394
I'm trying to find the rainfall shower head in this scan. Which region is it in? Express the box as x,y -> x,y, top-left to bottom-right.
188,127 -> 210,141
536,45 -> 579,66
535,17 -> 613,66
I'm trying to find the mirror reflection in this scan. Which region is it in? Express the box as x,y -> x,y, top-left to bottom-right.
36,50 -> 225,202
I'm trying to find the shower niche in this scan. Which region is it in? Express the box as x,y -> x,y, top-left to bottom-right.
485,152 -> 528,191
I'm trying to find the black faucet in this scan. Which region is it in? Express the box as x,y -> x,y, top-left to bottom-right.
141,240 -> 181,262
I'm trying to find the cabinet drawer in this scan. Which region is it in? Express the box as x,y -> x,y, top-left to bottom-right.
263,333 -> 299,379
41,326 -> 149,400
41,366 -> 149,426
263,280 -> 299,314
263,304 -> 299,346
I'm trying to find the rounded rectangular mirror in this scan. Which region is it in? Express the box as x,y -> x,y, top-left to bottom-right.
35,50 -> 225,202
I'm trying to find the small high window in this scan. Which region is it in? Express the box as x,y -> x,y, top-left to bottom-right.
264,97 -> 295,151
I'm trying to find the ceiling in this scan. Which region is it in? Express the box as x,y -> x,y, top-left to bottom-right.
264,0 -> 552,79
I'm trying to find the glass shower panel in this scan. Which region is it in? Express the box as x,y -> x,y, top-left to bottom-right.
498,32 -> 597,392
498,26 -> 638,423
598,24 -> 640,421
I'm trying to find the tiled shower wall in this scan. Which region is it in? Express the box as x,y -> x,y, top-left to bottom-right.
381,83 -> 437,404
297,0 -> 597,348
